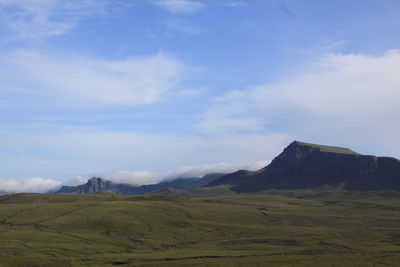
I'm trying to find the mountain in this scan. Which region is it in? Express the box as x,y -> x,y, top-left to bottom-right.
55,173 -> 224,194
55,178 -> 128,194
209,141 -> 400,192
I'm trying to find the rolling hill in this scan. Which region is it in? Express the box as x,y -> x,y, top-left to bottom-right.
1,191 -> 400,266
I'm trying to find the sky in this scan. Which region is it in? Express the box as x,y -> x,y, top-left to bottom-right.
0,0 -> 400,193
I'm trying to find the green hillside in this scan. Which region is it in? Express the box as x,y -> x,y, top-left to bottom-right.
0,191 -> 400,266
292,141 -> 360,155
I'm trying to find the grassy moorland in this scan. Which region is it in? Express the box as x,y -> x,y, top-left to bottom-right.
0,189 -> 400,266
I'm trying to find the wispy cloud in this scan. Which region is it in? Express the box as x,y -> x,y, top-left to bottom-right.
239,21 -> 257,30
165,18 -> 206,34
223,1 -> 247,7
0,0 -> 109,41
196,89 -> 268,134
0,50 -> 184,107
198,50 -> 400,155
155,0 -> 205,14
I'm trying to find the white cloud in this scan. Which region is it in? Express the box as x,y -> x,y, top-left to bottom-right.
0,50 -> 183,107
0,0 -> 108,41
0,177 -> 61,194
162,160 -> 269,180
96,171 -> 162,186
155,0 -> 205,14
198,50 -> 400,156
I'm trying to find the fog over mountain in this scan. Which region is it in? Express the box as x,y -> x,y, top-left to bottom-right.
0,160 -> 268,194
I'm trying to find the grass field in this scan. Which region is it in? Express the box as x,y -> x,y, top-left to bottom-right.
0,189 -> 400,266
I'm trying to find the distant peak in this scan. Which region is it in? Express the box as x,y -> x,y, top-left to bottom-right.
87,177 -> 107,183
287,140 -> 360,155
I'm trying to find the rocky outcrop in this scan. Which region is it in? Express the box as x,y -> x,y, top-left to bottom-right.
209,141 -> 400,192
56,177 -> 120,194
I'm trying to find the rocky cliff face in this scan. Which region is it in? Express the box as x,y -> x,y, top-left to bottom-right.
209,141 -> 400,192
56,178 -> 120,194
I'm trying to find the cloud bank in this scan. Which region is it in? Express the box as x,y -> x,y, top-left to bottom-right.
99,160 -> 269,185
0,177 -> 61,194
0,160 -> 270,194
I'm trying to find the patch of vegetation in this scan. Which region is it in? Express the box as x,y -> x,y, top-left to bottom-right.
294,141 -> 360,155
0,191 -> 399,266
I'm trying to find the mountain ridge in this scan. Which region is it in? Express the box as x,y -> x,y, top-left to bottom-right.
209,141 -> 400,192
55,141 -> 400,195
55,173 -> 225,194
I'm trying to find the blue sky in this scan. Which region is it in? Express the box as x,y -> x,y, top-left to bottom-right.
1,0 -> 400,193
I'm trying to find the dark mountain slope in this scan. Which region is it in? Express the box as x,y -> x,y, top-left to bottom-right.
209,141 -> 400,192
56,173 -> 224,194
56,178 -> 130,194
